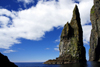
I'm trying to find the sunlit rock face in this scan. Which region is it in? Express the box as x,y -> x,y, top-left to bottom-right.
44,5 -> 86,64
89,0 -> 100,61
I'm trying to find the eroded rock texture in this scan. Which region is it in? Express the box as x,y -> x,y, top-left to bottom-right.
89,0 -> 100,61
0,53 -> 18,67
44,5 -> 86,64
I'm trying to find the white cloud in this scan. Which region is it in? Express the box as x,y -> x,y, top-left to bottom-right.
17,0 -> 34,4
0,16 -> 10,27
57,45 -> 59,47
78,0 -> 93,25
82,25 -> 92,44
0,9 -> 16,18
0,0 -> 93,49
55,39 -> 60,42
54,45 -> 59,51
3,50 -> 16,53
54,48 -> 59,51
55,36 -> 60,42
17,0 -> 34,8
46,48 -> 50,50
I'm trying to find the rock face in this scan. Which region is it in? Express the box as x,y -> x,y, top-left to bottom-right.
89,0 -> 100,61
0,53 -> 18,67
44,5 -> 86,64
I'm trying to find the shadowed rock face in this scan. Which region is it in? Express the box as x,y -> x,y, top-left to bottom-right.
0,53 -> 18,67
44,5 -> 86,64
89,0 -> 100,61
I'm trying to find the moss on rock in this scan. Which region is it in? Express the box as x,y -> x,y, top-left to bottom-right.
91,5 -> 95,14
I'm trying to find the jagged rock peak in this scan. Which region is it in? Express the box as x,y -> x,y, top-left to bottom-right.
60,22 -> 71,38
72,5 -> 80,19
70,5 -> 81,29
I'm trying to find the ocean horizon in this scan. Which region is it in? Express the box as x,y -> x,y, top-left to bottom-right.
14,61 -> 100,67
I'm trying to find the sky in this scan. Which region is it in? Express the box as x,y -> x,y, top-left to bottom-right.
0,0 -> 93,62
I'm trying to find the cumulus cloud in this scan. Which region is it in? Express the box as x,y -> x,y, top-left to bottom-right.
83,25 -> 92,44
0,0 -> 93,49
78,0 -> 93,25
3,50 -> 16,53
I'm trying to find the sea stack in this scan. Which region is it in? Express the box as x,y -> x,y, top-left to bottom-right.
89,0 -> 100,61
44,5 -> 86,64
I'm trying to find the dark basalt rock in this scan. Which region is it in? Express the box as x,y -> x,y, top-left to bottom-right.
44,5 -> 86,64
89,0 -> 100,61
0,53 -> 18,67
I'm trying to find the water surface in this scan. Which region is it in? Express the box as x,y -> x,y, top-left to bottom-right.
15,61 -> 100,67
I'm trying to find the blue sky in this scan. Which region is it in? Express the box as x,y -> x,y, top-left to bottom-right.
0,0 -> 93,62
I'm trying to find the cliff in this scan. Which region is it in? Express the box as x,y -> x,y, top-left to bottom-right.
89,0 -> 100,61
44,5 -> 86,64
0,53 -> 18,67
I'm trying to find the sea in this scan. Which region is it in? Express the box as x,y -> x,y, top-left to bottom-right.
15,61 -> 100,67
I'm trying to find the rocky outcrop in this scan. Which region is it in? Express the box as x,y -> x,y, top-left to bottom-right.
89,0 -> 100,61
0,53 -> 18,67
44,5 -> 86,64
